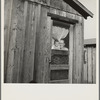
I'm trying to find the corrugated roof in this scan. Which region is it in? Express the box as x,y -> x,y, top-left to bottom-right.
84,38 -> 96,46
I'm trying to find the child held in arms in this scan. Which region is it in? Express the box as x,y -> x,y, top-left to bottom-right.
59,40 -> 68,51
52,39 -> 68,51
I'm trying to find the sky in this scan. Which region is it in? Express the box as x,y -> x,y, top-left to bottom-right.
78,0 -> 98,39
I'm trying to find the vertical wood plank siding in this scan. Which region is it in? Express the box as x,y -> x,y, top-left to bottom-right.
88,48 -> 92,83
34,6 -> 52,83
4,0 -> 84,83
5,0 -> 25,83
93,48 -> 96,83
22,2 -> 37,83
4,0 -> 14,82
29,0 -> 80,15
83,47 -> 96,83
73,16 -> 84,83
4,0 -> 37,83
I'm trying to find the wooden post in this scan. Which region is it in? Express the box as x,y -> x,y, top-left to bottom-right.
73,16 -> 84,83
69,25 -> 74,83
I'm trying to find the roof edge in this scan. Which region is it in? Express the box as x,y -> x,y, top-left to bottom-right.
84,38 -> 96,45
63,0 -> 93,19
73,0 -> 93,17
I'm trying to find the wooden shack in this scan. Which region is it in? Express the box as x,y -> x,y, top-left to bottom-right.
4,0 -> 93,83
83,38 -> 96,83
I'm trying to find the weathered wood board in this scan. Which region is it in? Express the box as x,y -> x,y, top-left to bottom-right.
4,0 -> 86,83
34,5 -> 52,83
83,47 -> 96,83
5,0 -> 25,83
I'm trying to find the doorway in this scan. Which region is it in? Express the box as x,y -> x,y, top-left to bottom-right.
49,20 -> 72,83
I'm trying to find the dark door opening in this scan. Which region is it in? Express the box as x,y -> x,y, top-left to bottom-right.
49,20 -> 70,83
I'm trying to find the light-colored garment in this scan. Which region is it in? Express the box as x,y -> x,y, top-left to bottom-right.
52,26 -> 69,41
52,44 -> 60,50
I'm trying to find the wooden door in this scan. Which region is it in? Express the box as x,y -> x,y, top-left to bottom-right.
49,20 -> 74,83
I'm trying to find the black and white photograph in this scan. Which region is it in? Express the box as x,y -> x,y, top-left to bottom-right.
4,0 -> 97,84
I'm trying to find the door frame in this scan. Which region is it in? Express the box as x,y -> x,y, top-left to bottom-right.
47,12 -> 78,83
